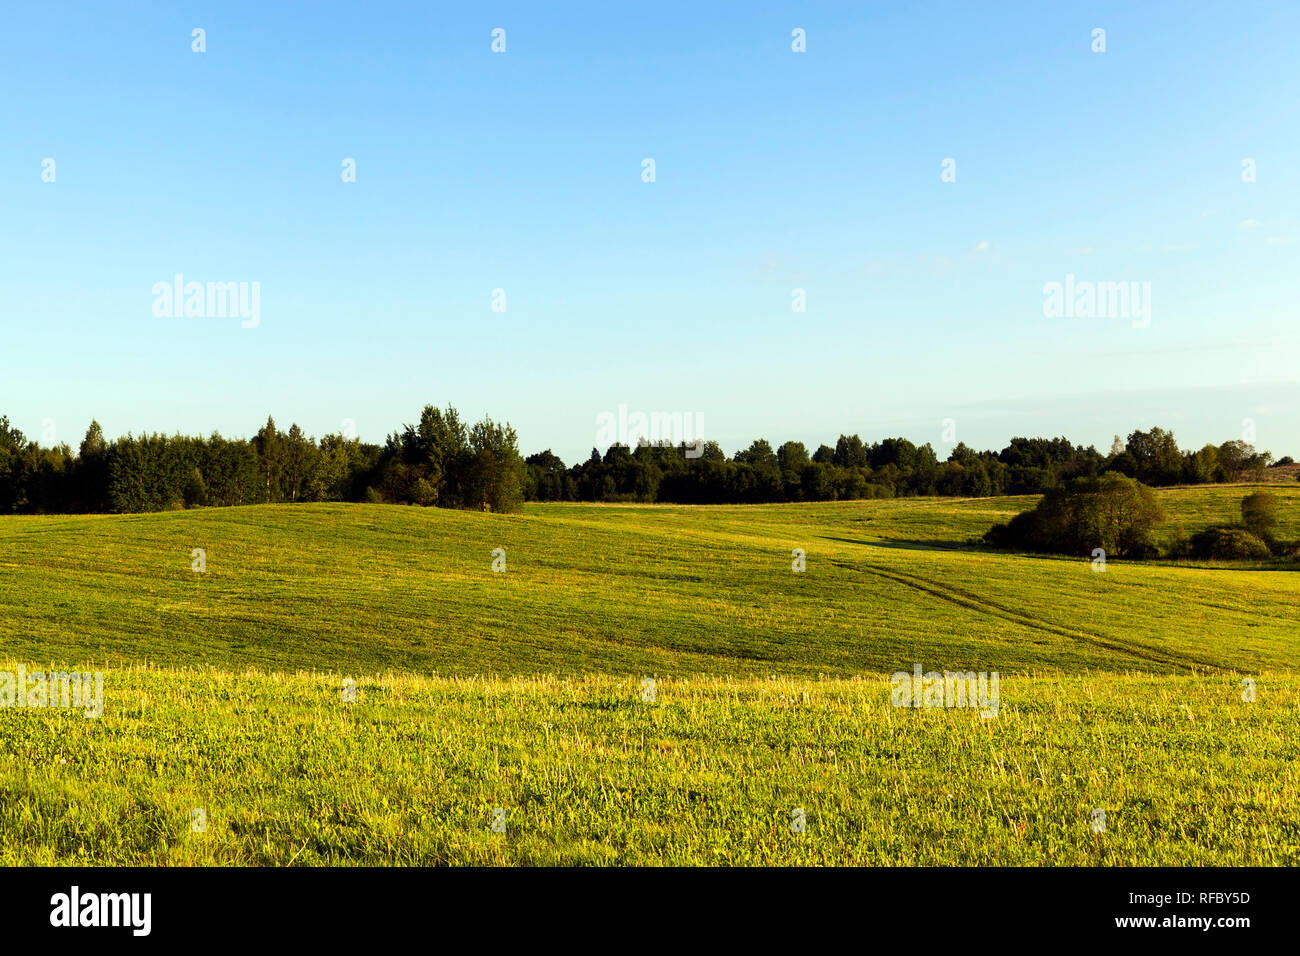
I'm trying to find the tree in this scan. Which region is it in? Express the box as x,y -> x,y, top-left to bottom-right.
0,416 -> 28,513
833,434 -> 867,468
1246,449 -> 1273,481
777,441 -> 811,498
74,421 -> 111,512
79,421 -> 107,458
465,416 -> 525,512
1240,492 -> 1279,543
282,423 -> 314,502
1183,444 -> 1218,484
1125,427 -> 1182,485
525,449 -> 570,501
697,441 -> 726,462
253,416 -> 285,502
415,404 -> 468,496
736,439 -> 778,470
800,461 -> 834,501
948,442 -> 979,466
183,467 -> 207,507
985,472 -> 1164,558
962,460 -> 992,497
1216,440 -> 1254,482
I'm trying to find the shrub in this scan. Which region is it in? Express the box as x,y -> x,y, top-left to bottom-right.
1240,491 -> 1279,543
1166,525 -> 1191,559
1187,526 -> 1272,560
984,473 -> 1163,558
412,477 -> 437,507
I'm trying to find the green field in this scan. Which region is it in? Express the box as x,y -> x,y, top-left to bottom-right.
1,485 -> 1297,865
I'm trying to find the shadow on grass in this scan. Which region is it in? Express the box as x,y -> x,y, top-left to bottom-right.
821,533 -> 1300,570
817,534 -> 985,553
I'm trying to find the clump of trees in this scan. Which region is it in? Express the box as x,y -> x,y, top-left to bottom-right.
987,484 -> 1291,562
371,406 -> 524,513
0,405 -> 524,515
984,473 -> 1164,558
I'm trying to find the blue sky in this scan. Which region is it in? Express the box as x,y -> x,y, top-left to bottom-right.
3,1 -> 1297,462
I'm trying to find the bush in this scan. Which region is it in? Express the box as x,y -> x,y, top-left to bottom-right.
1187,526 -> 1272,560
1166,525 -> 1191,559
984,472 -> 1163,558
412,477 -> 437,507
1240,491 -> 1279,542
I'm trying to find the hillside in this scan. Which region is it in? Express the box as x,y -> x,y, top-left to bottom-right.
1,485 -> 1297,676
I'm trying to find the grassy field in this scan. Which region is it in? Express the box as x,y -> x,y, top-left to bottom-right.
1,485 -> 1297,865
0,669 -> 1294,866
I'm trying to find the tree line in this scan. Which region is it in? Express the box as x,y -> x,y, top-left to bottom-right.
0,413 -> 1284,516
525,427 -> 1281,505
0,406 -> 524,515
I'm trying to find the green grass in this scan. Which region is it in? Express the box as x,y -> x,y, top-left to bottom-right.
1,668 -> 1294,865
2,485 -> 1298,676
0,486 -> 1297,865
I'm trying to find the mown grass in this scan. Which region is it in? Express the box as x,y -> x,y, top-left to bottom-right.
1,485 -> 1297,676
0,488 -> 1296,865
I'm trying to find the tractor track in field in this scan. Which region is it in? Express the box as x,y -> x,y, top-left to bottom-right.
833,558 -> 1224,672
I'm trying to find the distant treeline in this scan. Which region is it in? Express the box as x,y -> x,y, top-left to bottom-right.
525,428 -> 1282,504
0,406 -> 525,515
0,411 -> 1284,516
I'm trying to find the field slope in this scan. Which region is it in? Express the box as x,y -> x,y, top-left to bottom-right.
2,486 -> 1299,675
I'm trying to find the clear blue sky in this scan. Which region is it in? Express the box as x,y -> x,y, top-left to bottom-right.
3,1 -> 1297,463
